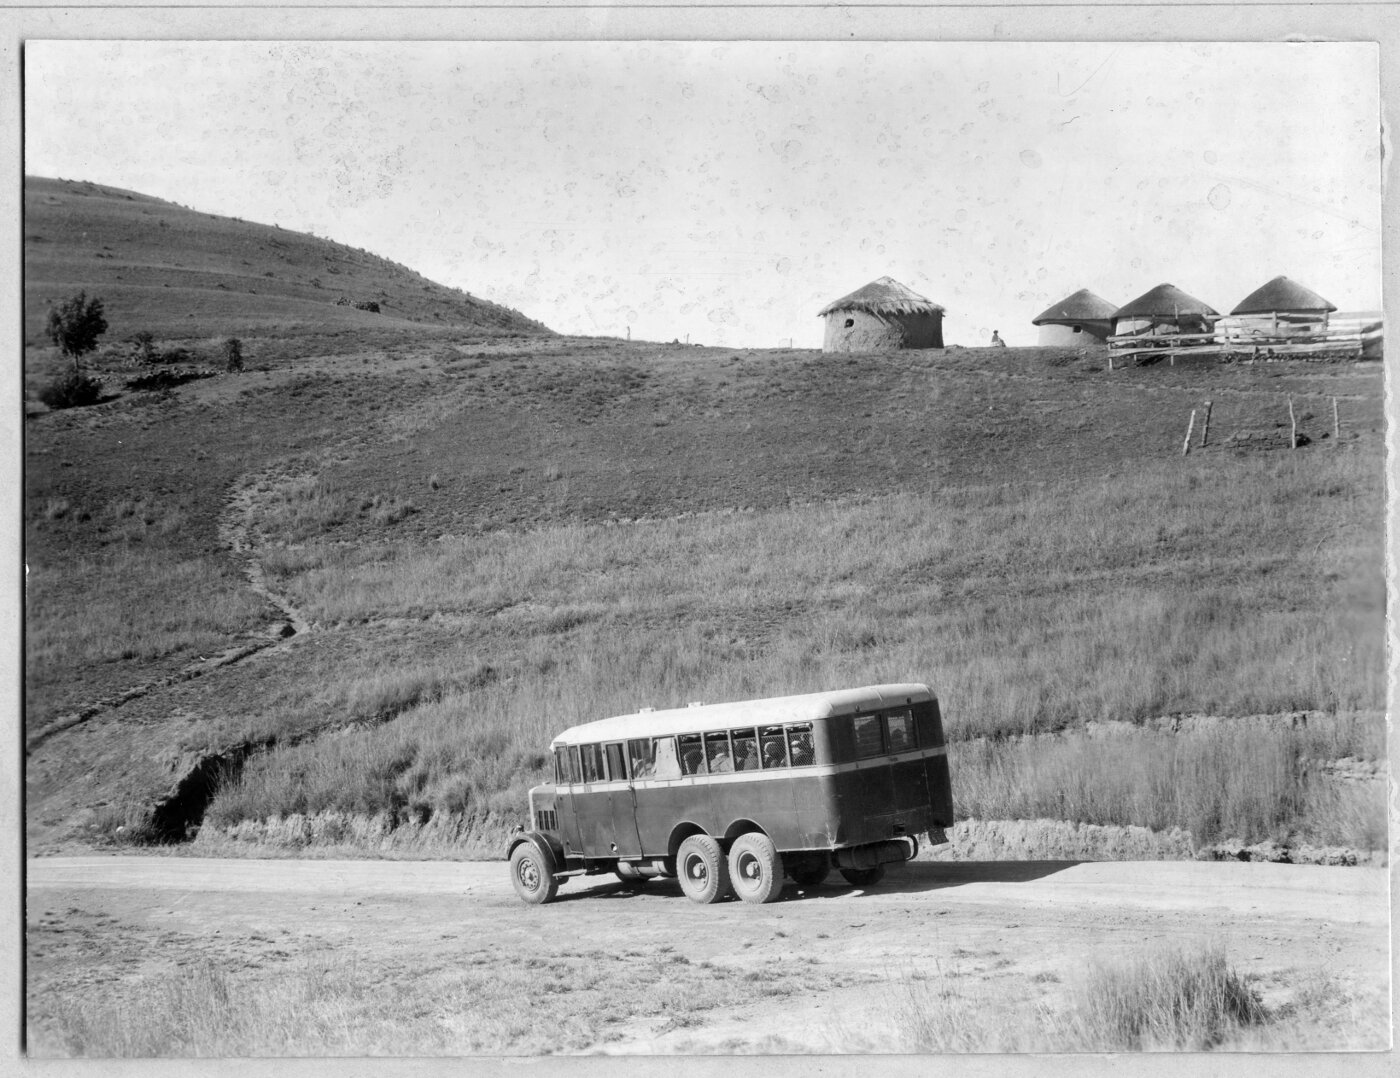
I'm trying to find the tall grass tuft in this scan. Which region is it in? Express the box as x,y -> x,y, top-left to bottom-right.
1066,943 -> 1267,1051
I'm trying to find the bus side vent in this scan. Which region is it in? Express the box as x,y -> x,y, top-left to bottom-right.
535,810 -> 557,832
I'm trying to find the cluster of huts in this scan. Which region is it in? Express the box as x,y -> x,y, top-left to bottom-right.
818,275 -> 1376,358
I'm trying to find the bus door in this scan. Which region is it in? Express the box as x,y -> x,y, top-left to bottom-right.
604,742 -> 644,857
571,743 -> 615,855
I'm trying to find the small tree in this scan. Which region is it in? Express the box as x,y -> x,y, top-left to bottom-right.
129,331 -> 156,367
46,291 -> 108,373
223,337 -> 244,373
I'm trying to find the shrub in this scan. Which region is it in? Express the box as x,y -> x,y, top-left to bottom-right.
128,331 -> 156,367
38,369 -> 103,409
46,291 -> 108,364
353,300 -> 380,313
223,337 -> 244,373
1069,944 -> 1267,1050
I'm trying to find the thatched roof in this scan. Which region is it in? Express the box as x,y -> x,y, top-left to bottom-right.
1114,283 -> 1218,320
1230,276 -> 1336,315
819,276 -> 945,318
1031,288 -> 1119,325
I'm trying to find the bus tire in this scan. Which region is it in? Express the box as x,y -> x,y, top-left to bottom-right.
676,835 -> 730,904
839,865 -> 885,888
729,833 -> 783,904
509,840 -> 560,905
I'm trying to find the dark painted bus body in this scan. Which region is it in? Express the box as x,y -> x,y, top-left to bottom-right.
507,684 -> 954,905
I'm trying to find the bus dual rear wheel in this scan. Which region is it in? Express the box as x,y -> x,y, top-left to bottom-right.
676,835 -> 730,904
728,833 -> 783,904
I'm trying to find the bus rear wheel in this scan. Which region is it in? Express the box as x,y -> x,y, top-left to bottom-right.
839,865 -> 885,888
729,833 -> 783,904
509,841 -> 560,905
676,835 -> 730,904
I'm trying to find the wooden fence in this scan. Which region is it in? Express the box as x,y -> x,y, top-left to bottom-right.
1108,312 -> 1383,364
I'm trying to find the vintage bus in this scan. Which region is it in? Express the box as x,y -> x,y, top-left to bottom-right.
506,683 -> 954,905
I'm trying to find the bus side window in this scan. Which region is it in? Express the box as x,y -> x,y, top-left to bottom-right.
678,733 -> 706,776
567,745 -> 582,785
731,728 -> 759,771
705,731 -> 733,772
853,713 -> 885,758
605,743 -> 628,781
885,708 -> 917,753
554,746 -> 569,785
759,726 -> 788,768
788,723 -> 815,766
628,738 -> 656,779
652,736 -> 682,779
580,744 -> 605,784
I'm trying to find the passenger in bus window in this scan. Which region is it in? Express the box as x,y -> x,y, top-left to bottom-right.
761,738 -> 787,768
710,747 -> 733,772
789,730 -> 814,766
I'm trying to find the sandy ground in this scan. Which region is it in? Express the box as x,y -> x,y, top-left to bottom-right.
24,855 -> 1392,1056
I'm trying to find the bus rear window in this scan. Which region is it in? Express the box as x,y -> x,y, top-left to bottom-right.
705,731 -> 734,772
788,724 -> 815,766
759,726 -> 787,768
678,734 -> 706,775
853,713 -> 885,758
731,728 -> 759,771
886,709 -> 917,752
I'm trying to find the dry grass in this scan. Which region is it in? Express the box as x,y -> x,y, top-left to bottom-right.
896,944 -> 1319,1053
27,942 -> 833,1056
200,447 -> 1385,845
952,715 -> 1386,848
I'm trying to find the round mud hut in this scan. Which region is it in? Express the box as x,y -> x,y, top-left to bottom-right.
1112,283 -> 1219,340
1227,276 -> 1336,337
1030,288 -> 1119,345
819,277 -> 945,353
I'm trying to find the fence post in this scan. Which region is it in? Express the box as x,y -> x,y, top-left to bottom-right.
1199,400 -> 1212,448
1182,409 -> 1196,456
1333,397 -> 1340,444
1289,397 -> 1297,449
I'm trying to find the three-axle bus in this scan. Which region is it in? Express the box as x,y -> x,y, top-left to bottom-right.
506,683 -> 954,905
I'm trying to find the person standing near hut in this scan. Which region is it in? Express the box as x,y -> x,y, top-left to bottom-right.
990,330 -> 1006,347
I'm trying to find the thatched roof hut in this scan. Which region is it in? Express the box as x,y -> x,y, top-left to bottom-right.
1031,288 -> 1118,345
1220,276 -> 1338,342
819,276 -> 945,352
1230,276 -> 1336,316
1113,283 -> 1219,338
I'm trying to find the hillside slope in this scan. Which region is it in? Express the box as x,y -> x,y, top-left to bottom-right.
23,175 -> 551,343
23,330 -> 1386,853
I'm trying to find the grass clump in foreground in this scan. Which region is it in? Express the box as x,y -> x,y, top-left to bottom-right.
900,944 -> 1271,1052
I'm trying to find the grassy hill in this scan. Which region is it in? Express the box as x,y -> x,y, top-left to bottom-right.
20,179 -> 1387,860
23,175 -> 550,346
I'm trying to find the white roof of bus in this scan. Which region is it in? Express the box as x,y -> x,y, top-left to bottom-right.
550,683 -> 933,746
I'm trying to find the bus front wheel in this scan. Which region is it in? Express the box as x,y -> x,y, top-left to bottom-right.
729,833 -> 783,904
509,841 -> 560,905
840,865 -> 886,888
676,835 -> 730,904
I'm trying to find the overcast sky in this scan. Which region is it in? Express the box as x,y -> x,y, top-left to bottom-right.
25,40 -> 1382,347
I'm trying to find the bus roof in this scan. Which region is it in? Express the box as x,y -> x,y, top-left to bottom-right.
550,683 -> 934,746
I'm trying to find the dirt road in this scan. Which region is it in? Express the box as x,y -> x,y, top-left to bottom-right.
25,856 -> 1391,1054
